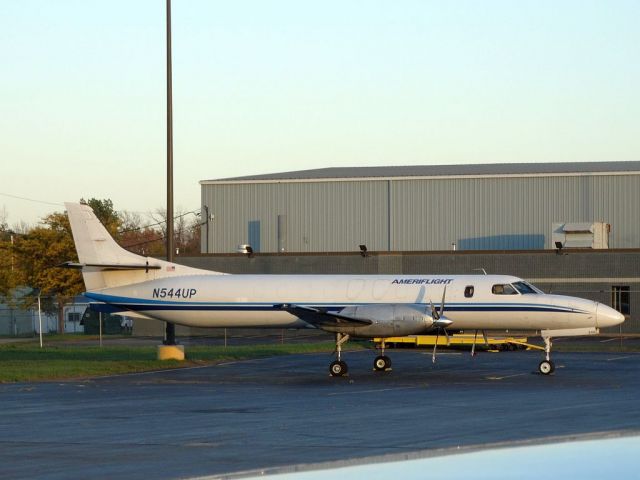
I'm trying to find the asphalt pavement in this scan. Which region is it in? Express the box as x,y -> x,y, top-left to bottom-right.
1,347 -> 639,479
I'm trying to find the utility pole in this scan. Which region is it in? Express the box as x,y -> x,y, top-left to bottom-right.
157,0 -> 184,361
203,205 -> 210,254
164,0 -> 176,346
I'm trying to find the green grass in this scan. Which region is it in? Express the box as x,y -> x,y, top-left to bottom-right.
2,336 -> 636,383
0,341 -> 348,383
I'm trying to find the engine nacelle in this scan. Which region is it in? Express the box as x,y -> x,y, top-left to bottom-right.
322,304 -> 435,337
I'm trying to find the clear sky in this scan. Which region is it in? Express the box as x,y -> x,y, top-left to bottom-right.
2,0 -> 639,225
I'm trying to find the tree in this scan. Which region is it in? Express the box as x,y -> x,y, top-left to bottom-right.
0,237 -> 15,301
148,207 -> 201,256
0,198 -> 201,334
0,199 -> 117,334
0,206 -> 8,235
120,227 -> 165,256
182,215 -> 202,255
11,212 -> 84,333
0,207 -> 17,301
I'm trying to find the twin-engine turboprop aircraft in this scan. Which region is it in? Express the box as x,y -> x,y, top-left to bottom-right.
64,203 -> 624,376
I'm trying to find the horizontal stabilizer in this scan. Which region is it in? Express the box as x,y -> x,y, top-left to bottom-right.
88,302 -> 153,320
277,304 -> 372,328
59,261 -> 161,271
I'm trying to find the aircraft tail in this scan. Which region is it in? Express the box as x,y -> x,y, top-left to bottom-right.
65,202 -> 223,291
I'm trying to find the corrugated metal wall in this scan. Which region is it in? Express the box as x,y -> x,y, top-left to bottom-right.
392,174 -> 640,250
201,173 -> 640,253
202,181 -> 390,253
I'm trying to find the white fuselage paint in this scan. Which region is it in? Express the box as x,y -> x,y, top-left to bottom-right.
86,274 -> 623,332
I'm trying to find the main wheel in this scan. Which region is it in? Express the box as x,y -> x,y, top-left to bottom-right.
373,355 -> 392,371
330,360 -> 348,377
538,360 -> 555,375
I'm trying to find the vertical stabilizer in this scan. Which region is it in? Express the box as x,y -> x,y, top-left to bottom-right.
65,202 -> 220,291
66,203 -> 145,266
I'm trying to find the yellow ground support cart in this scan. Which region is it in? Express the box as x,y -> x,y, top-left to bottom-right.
374,333 -> 542,351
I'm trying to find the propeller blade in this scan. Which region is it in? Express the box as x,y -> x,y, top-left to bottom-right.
429,300 -> 439,320
432,329 -> 439,363
439,286 -> 447,318
444,327 -> 451,346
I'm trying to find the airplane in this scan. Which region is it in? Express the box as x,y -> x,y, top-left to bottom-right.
64,202 -> 625,376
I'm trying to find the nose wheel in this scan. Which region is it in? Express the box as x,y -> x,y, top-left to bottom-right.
538,359 -> 555,375
538,336 -> 555,375
330,360 -> 348,376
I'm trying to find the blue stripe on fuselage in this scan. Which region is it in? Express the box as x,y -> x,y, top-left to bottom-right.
85,292 -> 589,315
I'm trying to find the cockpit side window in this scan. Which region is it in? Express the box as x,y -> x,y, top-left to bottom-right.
513,281 -> 539,294
464,286 -> 474,298
492,284 -> 518,295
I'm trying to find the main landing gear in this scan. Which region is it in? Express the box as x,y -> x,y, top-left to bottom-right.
373,339 -> 392,372
538,336 -> 555,375
329,334 -> 393,376
329,333 -> 350,377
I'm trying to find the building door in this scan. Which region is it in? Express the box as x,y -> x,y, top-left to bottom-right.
248,220 -> 261,252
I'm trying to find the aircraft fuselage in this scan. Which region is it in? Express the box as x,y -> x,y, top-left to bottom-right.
86,274 -> 622,332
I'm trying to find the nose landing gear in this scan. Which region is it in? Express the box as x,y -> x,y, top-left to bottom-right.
329,359 -> 348,376
538,336 -> 555,375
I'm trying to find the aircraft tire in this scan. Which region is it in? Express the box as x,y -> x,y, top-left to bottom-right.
373,355 -> 391,371
330,360 -> 348,377
538,360 -> 555,375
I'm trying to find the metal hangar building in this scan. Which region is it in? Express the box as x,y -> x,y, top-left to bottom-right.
199,161 -> 640,254
130,160 -> 640,336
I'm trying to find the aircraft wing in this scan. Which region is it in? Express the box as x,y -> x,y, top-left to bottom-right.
277,304 -> 373,328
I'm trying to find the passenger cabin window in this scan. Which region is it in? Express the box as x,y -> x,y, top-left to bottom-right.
464,286 -> 474,298
512,281 -> 539,294
492,284 -> 518,295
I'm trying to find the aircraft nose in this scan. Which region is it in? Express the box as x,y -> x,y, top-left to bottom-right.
597,304 -> 625,328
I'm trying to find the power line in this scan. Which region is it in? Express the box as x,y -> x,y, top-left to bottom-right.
118,219 -> 167,234
0,192 -> 64,207
0,194 -> 200,237
122,235 -> 166,249
117,209 -> 200,234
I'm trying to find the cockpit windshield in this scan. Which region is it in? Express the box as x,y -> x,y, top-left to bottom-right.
492,284 -> 518,295
512,281 -> 541,294
493,281 -> 542,295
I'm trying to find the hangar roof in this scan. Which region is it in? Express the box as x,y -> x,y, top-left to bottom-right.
201,161 -> 640,184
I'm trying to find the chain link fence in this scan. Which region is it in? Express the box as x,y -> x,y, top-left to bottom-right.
0,296 -> 127,337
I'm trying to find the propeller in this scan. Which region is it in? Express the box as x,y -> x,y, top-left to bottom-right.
429,286 -> 452,363
429,286 -> 452,329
